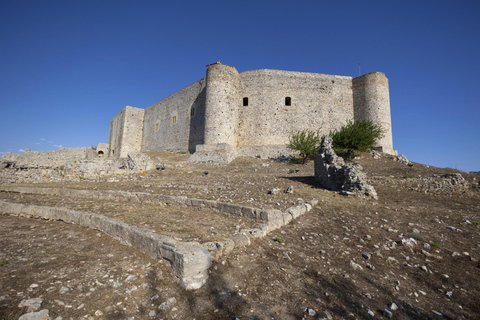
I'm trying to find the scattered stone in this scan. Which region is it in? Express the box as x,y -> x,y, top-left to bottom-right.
367,309 -> 375,316
350,260 -> 363,270
18,309 -> 50,320
284,185 -> 294,193
19,298 -> 43,312
401,238 -> 417,247
383,309 -> 393,318
268,188 -> 280,195
59,286 -> 69,294
446,226 -> 462,232
322,310 -> 333,319
125,274 -> 137,282
203,171 -> 209,176
420,266 -> 428,272
94,310 -> 103,316
446,291 -> 453,297
307,308 -> 316,316
362,253 -> 371,260
431,310 -> 443,316
158,297 -> 176,310
366,264 -> 375,270
388,303 -> 398,311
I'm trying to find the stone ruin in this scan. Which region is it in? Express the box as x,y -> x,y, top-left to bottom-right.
314,136 -> 378,199
0,149 -> 158,183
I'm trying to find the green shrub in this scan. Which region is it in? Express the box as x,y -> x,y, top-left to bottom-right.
274,235 -> 285,244
287,129 -> 321,164
329,120 -> 384,160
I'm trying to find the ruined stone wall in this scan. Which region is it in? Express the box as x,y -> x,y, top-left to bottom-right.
1,147 -> 97,167
108,106 -> 145,158
142,79 -> 206,153
236,69 -> 354,157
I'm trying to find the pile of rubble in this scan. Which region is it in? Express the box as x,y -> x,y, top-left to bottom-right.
314,136 -> 378,199
402,173 -> 475,195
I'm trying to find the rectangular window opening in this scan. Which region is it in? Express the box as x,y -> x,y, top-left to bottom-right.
285,97 -> 292,106
243,97 -> 248,106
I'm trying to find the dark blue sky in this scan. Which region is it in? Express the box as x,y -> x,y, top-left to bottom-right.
1,0 -> 479,172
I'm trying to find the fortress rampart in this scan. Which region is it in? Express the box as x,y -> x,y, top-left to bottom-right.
107,63 -> 395,162
3,64 -> 395,165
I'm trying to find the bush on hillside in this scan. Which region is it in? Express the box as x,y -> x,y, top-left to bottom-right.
287,129 -> 321,164
329,120 -> 384,160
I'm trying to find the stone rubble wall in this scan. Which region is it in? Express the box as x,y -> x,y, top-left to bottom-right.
314,136 -> 378,199
1,147 -> 97,167
0,152 -> 156,183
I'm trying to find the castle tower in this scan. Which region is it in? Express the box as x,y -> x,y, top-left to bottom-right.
204,64 -> 240,146
353,72 -> 396,155
188,63 -> 241,163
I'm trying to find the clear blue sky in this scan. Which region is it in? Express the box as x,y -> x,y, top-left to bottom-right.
1,0 -> 479,172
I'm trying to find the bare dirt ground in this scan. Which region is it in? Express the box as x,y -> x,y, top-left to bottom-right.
1,152 -> 479,320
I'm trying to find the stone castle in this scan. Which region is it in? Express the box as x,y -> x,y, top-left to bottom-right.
3,63 -> 395,166
103,63 -> 395,163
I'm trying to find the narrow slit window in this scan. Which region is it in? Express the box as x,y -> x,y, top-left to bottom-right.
190,107 -> 195,117
155,121 -> 159,131
285,97 -> 292,106
243,97 -> 248,106
172,116 -> 177,124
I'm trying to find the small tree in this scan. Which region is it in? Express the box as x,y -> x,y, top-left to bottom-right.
287,129 -> 321,164
329,120 -> 384,160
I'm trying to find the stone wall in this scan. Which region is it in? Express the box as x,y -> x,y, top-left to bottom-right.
142,79 -> 206,153
237,69 -> 354,157
1,147 -> 97,167
353,72 -> 394,155
108,106 -> 145,158
105,65 -> 395,162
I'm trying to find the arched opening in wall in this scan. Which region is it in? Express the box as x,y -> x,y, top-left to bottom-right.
243,97 -> 248,106
172,116 -> 177,125
155,121 -> 159,132
285,97 -> 292,106
190,107 -> 195,117
112,150 -> 115,156
98,151 -> 104,158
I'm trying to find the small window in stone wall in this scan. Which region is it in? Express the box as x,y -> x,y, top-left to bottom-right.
285,97 -> 292,106
172,116 -> 177,125
155,121 -> 159,132
243,97 -> 248,106
190,107 -> 195,117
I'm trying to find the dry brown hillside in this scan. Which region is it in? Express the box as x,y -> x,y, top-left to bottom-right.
1,152 -> 479,320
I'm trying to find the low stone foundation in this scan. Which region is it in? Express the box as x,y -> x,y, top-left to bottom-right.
0,200 -> 211,290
